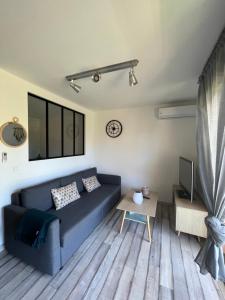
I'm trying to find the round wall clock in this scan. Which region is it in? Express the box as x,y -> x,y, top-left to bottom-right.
106,120 -> 122,138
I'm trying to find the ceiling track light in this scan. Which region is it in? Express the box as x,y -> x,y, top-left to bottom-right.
66,59 -> 139,93
92,72 -> 101,83
69,80 -> 81,93
129,67 -> 138,86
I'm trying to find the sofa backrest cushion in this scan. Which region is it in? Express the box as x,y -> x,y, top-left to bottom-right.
19,168 -> 97,210
60,167 -> 97,193
21,179 -> 61,211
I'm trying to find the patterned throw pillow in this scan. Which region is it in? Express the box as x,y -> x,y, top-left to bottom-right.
82,176 -> 101,193
51,181 -> 80,210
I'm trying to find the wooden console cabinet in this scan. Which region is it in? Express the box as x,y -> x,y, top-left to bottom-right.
173,185 -> 208,239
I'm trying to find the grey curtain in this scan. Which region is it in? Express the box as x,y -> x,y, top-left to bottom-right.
195,28 -> 225,281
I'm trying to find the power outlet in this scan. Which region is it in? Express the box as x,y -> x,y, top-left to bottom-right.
2,152 -> 7,163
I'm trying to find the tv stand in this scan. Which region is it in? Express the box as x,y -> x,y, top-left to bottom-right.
177,189 -> 189,200
173,185 -> 207,240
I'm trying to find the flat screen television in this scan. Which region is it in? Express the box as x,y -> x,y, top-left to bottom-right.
179,157 -> 194,202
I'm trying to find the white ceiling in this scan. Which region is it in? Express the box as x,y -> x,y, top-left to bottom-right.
0,1 -> 224,110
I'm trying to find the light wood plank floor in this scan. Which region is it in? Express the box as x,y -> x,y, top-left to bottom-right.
0,203 -> 225,300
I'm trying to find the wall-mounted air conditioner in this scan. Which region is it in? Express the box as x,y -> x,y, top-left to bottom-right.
158,105 -> 196,119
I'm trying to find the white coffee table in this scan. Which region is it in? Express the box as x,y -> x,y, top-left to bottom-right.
116,190 -> 158,243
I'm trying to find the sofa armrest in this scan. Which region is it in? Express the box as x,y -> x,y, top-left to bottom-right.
97,173 -> 121,185
11,192 -> 21,205
4,205 -> 27,225
4,205 -> 61,275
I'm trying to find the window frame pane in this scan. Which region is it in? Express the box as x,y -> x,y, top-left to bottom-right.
63,108 -> 74,157
48,102 -> 62,158
28,95 -> 47,161
28,92 -> 85,161
74,112 -> 85,156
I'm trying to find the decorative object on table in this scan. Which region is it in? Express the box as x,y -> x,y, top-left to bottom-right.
142,186 -> 150,197
133,190 -> 143,205
106,120 -> 122,138
0,117 -> 27,147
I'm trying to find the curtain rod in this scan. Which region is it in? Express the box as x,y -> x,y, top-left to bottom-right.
198,27 -> 225,83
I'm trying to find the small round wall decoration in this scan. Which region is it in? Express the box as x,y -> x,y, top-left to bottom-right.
106,120 -> 122,138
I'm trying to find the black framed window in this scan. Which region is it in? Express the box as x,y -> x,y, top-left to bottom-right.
28,93 -> 85,161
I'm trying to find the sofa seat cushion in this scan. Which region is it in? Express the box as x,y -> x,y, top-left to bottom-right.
48,184 -> 120,247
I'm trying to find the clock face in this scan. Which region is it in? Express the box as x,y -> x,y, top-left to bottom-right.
106,120 -> 122,138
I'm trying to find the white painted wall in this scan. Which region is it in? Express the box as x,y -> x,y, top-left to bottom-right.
94,106 -> 196,203
0,68 -> 95,248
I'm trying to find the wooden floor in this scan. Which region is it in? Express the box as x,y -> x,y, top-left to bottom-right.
0,204 -> 225,300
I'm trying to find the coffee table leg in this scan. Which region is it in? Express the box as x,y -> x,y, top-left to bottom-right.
120,210 -> 126,233
146,216 -> 151,243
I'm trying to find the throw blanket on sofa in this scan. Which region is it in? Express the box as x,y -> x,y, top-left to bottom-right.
16,209 -> 58,249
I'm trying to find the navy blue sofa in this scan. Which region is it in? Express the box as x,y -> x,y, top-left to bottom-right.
4,168 -> 121,275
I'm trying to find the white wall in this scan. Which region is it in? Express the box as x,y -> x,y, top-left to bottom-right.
94,106 -> 196,203
0,68 -> 95,249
